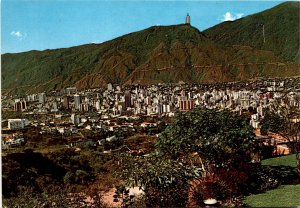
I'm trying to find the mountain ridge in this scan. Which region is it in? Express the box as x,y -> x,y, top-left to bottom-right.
203,1 -> 300,63
2,2 -> 300,94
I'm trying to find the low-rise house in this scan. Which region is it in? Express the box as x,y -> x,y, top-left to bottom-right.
2,133 -> 25,148
70,139 -> 96,148
106,135 -> 118,142
8,119 -> 29,129
140,122 -> 157,128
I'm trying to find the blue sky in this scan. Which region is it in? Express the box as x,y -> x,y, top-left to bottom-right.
2,0 -> 285,54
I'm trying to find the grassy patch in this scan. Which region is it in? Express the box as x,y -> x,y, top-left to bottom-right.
244,184 -> 300,207
35,145 -> 69,154
262,154 -> 297,168
244,155 -> 299,207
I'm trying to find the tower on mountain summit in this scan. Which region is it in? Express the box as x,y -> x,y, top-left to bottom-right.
185,13 -> 191,25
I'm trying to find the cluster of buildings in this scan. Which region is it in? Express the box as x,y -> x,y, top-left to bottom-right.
1,132 -> 25,149
2,77 -> 300,152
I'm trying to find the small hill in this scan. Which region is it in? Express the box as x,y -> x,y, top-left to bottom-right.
203,2 -> 300,63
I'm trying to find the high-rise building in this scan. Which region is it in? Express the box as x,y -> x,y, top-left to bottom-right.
80,103 -> 89,112
74,94 -> 81,110
63,96 -> 70,109
180,99 -> 195,111
154,104 -> 163,114
257,105 -> 263,117
66,87 -> 77,95
145,96 -> 152,105
71,114 -> 80,125
52,102 -> 58,112
163,104 -> 171,113
14,100 -> 27,112
38,93 -> 47,104
27,94 -> 37,102
14,102 -> 22,112
95,100 -> 101,111
107,83 -> 113,91
125,91 -> 131,109
21,100 -> 27,110
181,90 -> 186,97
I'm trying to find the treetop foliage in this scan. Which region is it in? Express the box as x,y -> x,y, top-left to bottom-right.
156,107 -> 256,168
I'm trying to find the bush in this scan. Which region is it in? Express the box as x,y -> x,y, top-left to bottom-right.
144,180 -> 189,208
192,165 -> 250,205
248,164 -> 280,193
63,171 -> 74,184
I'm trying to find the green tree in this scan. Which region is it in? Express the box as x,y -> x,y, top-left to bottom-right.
119,154 -> 198,207
156,108 -> 257,173
120,108 -> 258,206
75,169 -> 89,184
260,107 -> 300,175
260,110 -> 287,135
63,171 -> 74,185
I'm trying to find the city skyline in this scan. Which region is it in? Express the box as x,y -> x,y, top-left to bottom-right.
2,0 -> 285,54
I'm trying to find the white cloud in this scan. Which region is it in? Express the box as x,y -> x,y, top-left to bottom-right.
221,12 -> 244,22
92,40 -> 102,44
236,13 -> 244,19
10,31 -> 26,40
223,12 -> 234,21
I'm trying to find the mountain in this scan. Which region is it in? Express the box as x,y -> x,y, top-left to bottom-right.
203,1 -> 300,63
2,2 -> 300,94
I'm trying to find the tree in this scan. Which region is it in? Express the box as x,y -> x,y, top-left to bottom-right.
75,169 -> 89,184
120,108 -> 258,206
156,108 -> 257,174
260,107 -> 300,175
260,111 -> 287,135
63,171 -> 74,184
119,154 -> 198,207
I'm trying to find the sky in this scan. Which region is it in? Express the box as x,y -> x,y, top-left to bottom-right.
2,0 -> 286,54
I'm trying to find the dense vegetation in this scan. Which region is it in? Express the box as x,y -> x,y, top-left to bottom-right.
260,106 -> 300,173
204,2 -> 300,63
1,121 -> 159,207
2,2 -> 300,94
117,108 -> 299,207
245,155 -> 300,207
3,107 -> 300,207
2,148 -> 119,207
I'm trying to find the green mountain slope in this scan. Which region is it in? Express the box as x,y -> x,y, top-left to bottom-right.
1,25 -> 212,92
203,2 -> 300,63
2,2 -> 300,94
